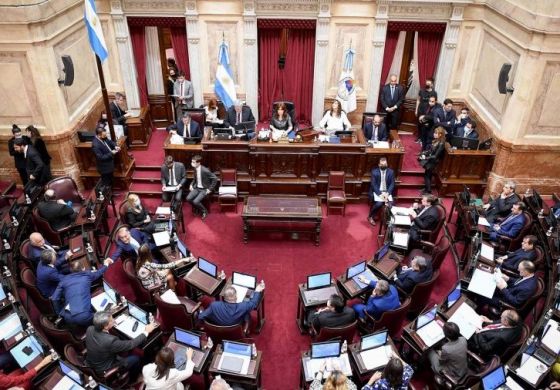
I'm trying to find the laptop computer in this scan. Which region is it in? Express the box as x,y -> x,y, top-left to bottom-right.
231,272 -> 257,303
444,282 -> 461,311
481,365 -> 512,390
361,330 -> 388,351
173,327 -> 205,367
373,243 -> 390,262
311,340 -> 341,359
198,257 -> 218,278
307,273 -> 331,290
9,335 -> 45,370
58,360 -> 84,387
346,261 -> 377,289
0,284 -> 8,306
414,307 -> 444,348
218,341 -> 252,375
0,312 -> 23,341
359,330 -> 392,370
91,280 -> 119,312
114,301 -> 148,339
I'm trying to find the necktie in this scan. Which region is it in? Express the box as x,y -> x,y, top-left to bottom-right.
482,323 -> 503,331
391,86 -> 395,99
380,170 -> 386,192
373,126 -> 378,141
43,244 -> 55,253
187,123 -> 191,137
103,140 -> 112,152
237,112 -> 241,125
501,214 -> 516,227
514,277 -> 526,286
129,237 -> 140,254
417,206 -> 429,218
180,82 -> 183,97
169,166 -> 176,186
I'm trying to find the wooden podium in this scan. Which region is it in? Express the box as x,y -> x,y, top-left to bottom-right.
126,106 -> 153,149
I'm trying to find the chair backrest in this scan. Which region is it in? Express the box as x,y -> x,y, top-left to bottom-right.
463,355 -> 501,388
423,204 -> 446,243
533,246 -> 545,271
271,101 -> 297,125
19,239 -> 32,262
361,112 -> 387,130
183,108 -> 206,130
122,259 -> 152,305
203,320 -> 245,344
20,266 -> 55,316
154,293 -> 199,332
372,296 -> 411,339
328,171 -> 345,190
118,201 -> 128,222
40,315 -> 84,351
408,269 -> 440,314
46,176 -> 82,204
515,276 -> 545,316
220,169 -> 237,187
500,324 -> 529,362
316,320 -> 357,344
32,208 -> 62,246
508,212 -> 533,251
431,236 -> 451,271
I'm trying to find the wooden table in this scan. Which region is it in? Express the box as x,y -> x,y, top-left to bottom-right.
349,338 -> 400,386
165,332 -> 212,388
208,345 -> 262,390
242,196 -> 323,245
296,283 -> 341,333
220,278 -> 265,333
183,267 -> 226,298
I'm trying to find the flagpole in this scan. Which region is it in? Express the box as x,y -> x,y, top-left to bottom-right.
95,54 -> 116,141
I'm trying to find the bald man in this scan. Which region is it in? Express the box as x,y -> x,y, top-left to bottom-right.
28,232 -> 71,268
380,75 -> 405,130
36,189 -> 77,230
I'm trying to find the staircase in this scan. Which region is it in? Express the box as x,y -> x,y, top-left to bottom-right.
129,165 -> 163,198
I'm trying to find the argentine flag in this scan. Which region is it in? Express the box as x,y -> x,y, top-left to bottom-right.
84,0 -> 108,62
214,42 -> 237,109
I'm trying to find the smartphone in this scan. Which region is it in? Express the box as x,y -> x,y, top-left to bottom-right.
100,298 -> 108,307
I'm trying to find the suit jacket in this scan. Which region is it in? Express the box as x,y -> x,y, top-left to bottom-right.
485,193 -> 520,223
8,136 -> 31,169
37,200 -> 76,230
173,79 -> 194,108
363,281 -> 400,320
169,120 -> 202,139
433,106 -> 456,133
499,275 -> 537,308
423,142 -> 445,170
198,292 -> 261,326
395,261 -> 433,294
92,136 -> 116,175
435,337 -> 468,380
85,326 -> 147,374
32,138 -> 51,165
363,122 -> 388,141
369,168 -> 395,198
411,206 -> 440,232
493,213 -> 526,239
502,248 -> 537,272
25,145 -> 50,185
160,162 -> 187,187
468,324 -> 522,359
192,166 -> 218,192
224,106 -> 256,128
110,101 -> 127,126
380,84 -> 405,111
110,228 -> 150,261
455,126 -> 479,139
29,241 -> 67,268
125,205 -> 150,229
36,258 -> 67,298
312,307 -> 356,331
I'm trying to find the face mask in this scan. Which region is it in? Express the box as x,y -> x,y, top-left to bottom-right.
134,200 -> 141,207
379,166 -> 387,171
15,134 -> 22,139
102,114 -> 107,120
191,162 -> 197,168
425,84 -> 432,89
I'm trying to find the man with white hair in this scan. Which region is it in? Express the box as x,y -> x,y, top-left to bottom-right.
36,189 -> 77,230
482,181 -> 521,223
394,256 -> 433,294
224,100 -> 256,139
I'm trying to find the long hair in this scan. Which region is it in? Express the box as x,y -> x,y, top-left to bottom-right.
330,100 -> 341,117
153,347 -> 175,380
126,193 -> 140,209
26,125 -> 41,142
383,358 -> 404,388
136,244 -> 153,273
323,370 -> 350,390
433,126 -> 445,145
208,98 -> 218,110
274,102 -> 288,120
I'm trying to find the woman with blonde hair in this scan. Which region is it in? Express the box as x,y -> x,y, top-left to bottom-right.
309,365 -> 357,390
125,193 -> 155,234
135,244 -> 190,291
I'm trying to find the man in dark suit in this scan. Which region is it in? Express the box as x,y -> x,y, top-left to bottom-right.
198,281 -> 265,326
496,235 -> 537,272
433,98 -> 456,139
36,249 -> 71,298
86,311 -> 156,381
482,181 -> 520,223
168,113 -> 202,140
8,125 -> 31,185
107,226 -> 151,262
13,138 -> 51,185
368,157 -> 395,226
418,96 -> 440,149
92,126 -> 119,188
468,309 -> 522,360
395,256 -> 433,294
455,119 -> 479,139
52,258 -> 114,328
224,100 -> 256,140
160,155 -> 187,203
28,232 -> 70,268
493,260 -> 537,309
352,279 -> 400,320
363,115 -> 388,142
308,294 -> 356,332
428,322 -> 468,381
451,107 -> 471,135
187,155 -> 218,220
489,201 -> 527,241
408,195 -> 441,243
37,189 -> 77,231
380,74 -> 405,130
109,92 -> 130,145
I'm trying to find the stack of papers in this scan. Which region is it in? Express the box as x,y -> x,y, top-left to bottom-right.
478,216 -> 491,227
416,321 -> 445,347
153,231 -> 171,247
393,231 -> 409,248
447,303 -> 482,339
160,289 -> 180,304
156,207 -> 171,215
370,141 -> 390,149
359,345 -> 392,370
516,356 -> 547,385
541,319 -> 560,354
467,268 -> 497,298
306,355 -> 352,377
480,242 -> 495,261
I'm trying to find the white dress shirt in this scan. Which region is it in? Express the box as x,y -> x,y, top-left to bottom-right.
318,111 -> 352,136
142,360 -> 195,390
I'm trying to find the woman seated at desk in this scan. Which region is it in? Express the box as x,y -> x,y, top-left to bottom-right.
269,102 -> 293,141
204,98 -> 223,126
125,193 -> 156,234
136,244 -> 190,292
319,100 -> 352,136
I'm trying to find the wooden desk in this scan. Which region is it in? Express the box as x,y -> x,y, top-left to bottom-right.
183,267 -> 226,298
208,345 -> 262,390
336,274 -> 371,300
242,196 -> 322,245
367,249 -> 402,280
126,106 -> 153,149
220,279 -> 265,333
402,313 -> 446,356
296,283 -> 341,333
349,338 -> 399,385
300,351 -> 353,388
165,333 -> 212,388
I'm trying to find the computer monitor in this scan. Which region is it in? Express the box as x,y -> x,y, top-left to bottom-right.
0,312 -> 23,340
374,243 -> 390,261
481,365 -> 507,390
0,284 -> 6,301
311,340 -> 341,359
450,136 -> 479,150
361,330 -> 388,351
445,283 -> 461,309
183,137 -> 200,145
198,257 -> 217,278
347,261 -> 366,280
59,360 -> 83,385
415,307 -> 437,330
177,239 -> 189,258
223,341 -> 252,356
232,272 -> 257,289
233,121 -> 256,133
307,273 -> 331,290
174,328 -> 201,349
127,302 -> 148,325
103,280 -> 118,304
460,185 -> 471,205
532,189 -> 542,210
334,130 -> 353,137
213,128 -> 233,135
10,335 -> 43,369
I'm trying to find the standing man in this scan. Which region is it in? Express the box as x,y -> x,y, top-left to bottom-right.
416,78 -> 438,143
8,125 -> 31,185
92,126 -> 119,188
434,98 -> 456,139
418,96 -> 440,150
173,71 -> 194,122
368,157 -> 395,226
110,92 -> 131,144
161,155 -> 186,203
187,155 -> 217,220
13,138 -> 51,185
380,74 -> 405,130
363,115 -> 388,142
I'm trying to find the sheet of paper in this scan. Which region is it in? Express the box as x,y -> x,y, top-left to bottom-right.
416,321 -> 444,347
516,356 -> 547,385
52,376 -> 85,390
480,242 -> 494,260
467,268 -> 497,298
160,289 -> 180,304
447,302 -> 483,339
391,206 -> 410,216
372,141 -> 390,149
541,319 -> 560,354
478,216 -> 491,227
393,231 -> 409,248
219,186 -> 237,195
128,109 -> 141,117
505,376 -> 526,390
373,193 -> 393,202
153,231 -> 171,247
162,186 -> 178,192
359,345 -> 391,370
156,207 -> 171,215
91,292 -> 110,312
306,355 -> 352,379
393,215 -> 412,226
115,315 -> 145,339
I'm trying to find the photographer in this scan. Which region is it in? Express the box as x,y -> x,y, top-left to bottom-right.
418,126 -> 446,194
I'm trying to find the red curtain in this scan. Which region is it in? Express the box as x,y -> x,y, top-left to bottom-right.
380,31 -> 399,89
417,31 -> 443,87
258,28 -> 315,123
129,25 -> 148,107
170,27 -> 191,80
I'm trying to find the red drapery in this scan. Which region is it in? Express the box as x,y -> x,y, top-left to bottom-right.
417,31 -> 443,87
380,30 -> 400,90
170,27 -> 191,80
388,21 -> 446,33
129,25 -> 148,107
258,26 -> 315,123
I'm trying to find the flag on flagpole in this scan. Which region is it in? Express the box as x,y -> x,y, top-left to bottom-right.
84,0 -> 108,62
214,41 -> 237,109
336,47 -> 357,113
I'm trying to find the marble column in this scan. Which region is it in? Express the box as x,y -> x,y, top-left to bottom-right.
434,6 -> 463,99
145,26 -> 164,95
311,0 -> 332,126
243,0 -> 259,119
110,0 -> 140,109
185,1 -> 203,108
365,2 -> 389,112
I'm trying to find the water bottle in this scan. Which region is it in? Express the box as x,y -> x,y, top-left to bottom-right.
538,209 -> 544,218
50,349 -> 59,360
251,343 -> 257,358
25,194 -> 31,204
219,270 -> 226,280
67,201 -> 73,209
341,340 -> 348,354
120,295 -> 127,307
7,293 -> 15,304
11,216 -> 18,227
3,239 -> 10,250
149,312 -> 155,324
87,376 -> 97,388
98,191 -> 104,202
206,336 -> 213,350
86,243 -> 93,253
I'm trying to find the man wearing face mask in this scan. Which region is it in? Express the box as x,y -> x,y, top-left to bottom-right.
418,96 -> 440,150
368,157 -> 395,226
433,98 -> 456,141
92,126 -> 120,188
187,155 -> 217,220
452,107 -> 471,136
416,78 -> 438,143
8,125 -> 31,185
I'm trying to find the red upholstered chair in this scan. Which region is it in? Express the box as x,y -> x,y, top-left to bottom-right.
122,259 -> 157,308
500,324 -> 529,363
20,266 -> 56,317
18,239 -> 35,269
183,108 -> 206,131
314,321 -> 357,344
40,315 -> 85,352
203,320 -> 250,344
31,208 -> 74,247
499,276 -> 544,318
360,297 -> 411,341
118,201 -> 128,222
435,354 -> 501,389
406,269 -> 440,316
154,293 -> 201,333
218,169 -> 238,213
495,211 -> 533,252
46,176 -> 85,214
64,345 -> 129,388
327,171 -> 347,216
408,236 -> 451,272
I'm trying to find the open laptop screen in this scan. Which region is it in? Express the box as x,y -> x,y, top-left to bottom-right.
103,280 -> 117,304
127,302 -> 148,324
177,239 -> 189,258
10,335 -> 43,368
375,243 -> 390,260
307,273 -> 331,290
347,261 -> 366,280
223,341 -> 252,356
0,312 -> 23,341
174,328 -> 201,349
416,307 -> 437,330
481,365 -> 507,390
232,272 -> 257,289
59,360 -> 83,385
198,257 -> 217,278
311,340 -> 341,359
0,284 -> 6,301
446,283 -> 461,309
361,330 -> 388,350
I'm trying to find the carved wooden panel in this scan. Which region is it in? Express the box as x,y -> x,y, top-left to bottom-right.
148,94 -> 173,126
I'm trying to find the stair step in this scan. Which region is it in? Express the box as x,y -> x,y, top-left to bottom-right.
133,170 -> 161,179
400,170 -> 424,176
134,165 -> 161,171
129,182 -> 163,197
398,176 -> 425,186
